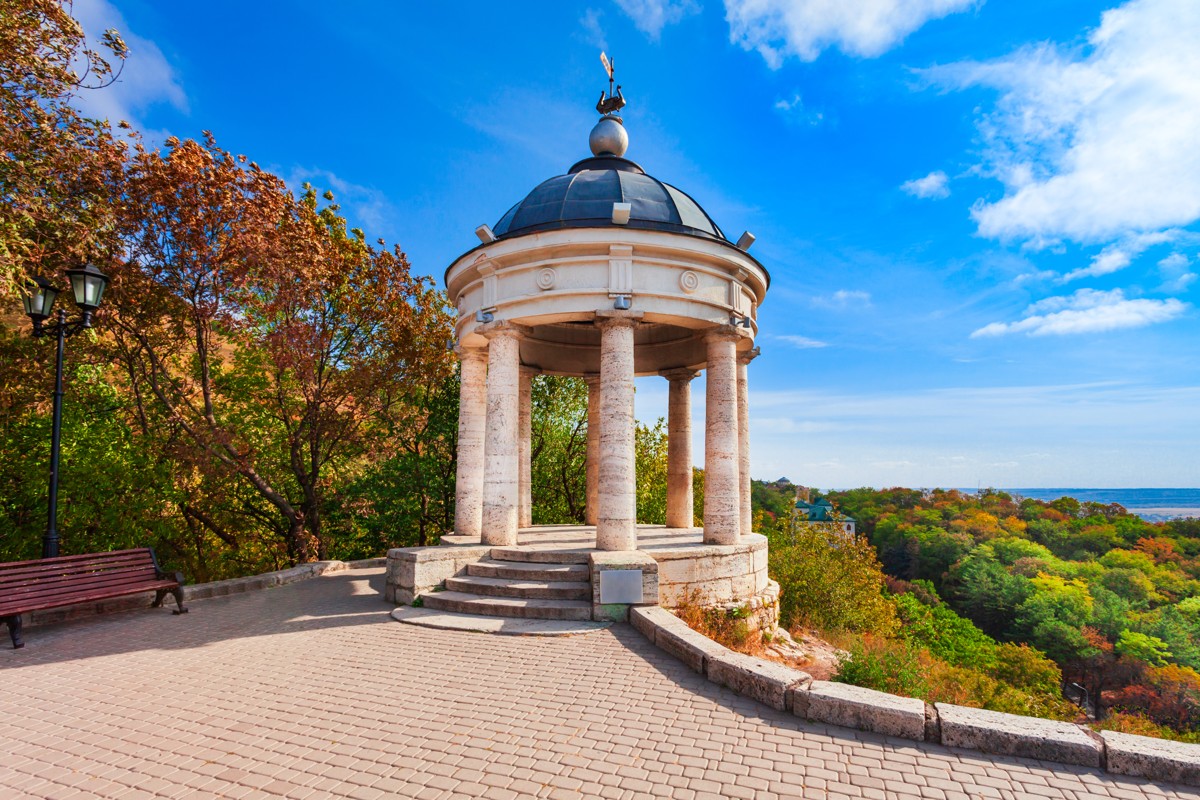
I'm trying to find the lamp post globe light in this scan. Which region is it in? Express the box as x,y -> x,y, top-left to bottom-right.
21,264 -> 110,559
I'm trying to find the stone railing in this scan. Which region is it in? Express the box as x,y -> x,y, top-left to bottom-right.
631,605 -> 1200,787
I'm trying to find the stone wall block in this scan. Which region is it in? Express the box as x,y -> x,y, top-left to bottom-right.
656,558 -> 696,585
752,545 -> 768,575
385,545 -> 494,605
1102,730 -> 1200,785
634,607 -> 730,673
730,571 -> 757,599
706,650 -> 812,712
794,681 -> 927,741
629,605 -> 663,642
935,704 -> 1103,768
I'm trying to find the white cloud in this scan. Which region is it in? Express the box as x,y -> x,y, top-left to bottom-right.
811,289 -> 872,308
724,0 -> 977,67
773,93 -> 824,125
1159,252 -> 1198,292
1013,269 -> 1057,285
971,288 -> 1189,337
901,170 -> 950,200
581,8 -> 608,49
926,0 -> 1200,246
1159,253 -> 1189,272
70,0 -> 187,129
775,334 -> 828,349
614,0 -> 700,40
1060,230 -> 1177,282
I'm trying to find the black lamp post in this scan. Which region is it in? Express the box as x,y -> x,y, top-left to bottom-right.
21,264 -> 109,559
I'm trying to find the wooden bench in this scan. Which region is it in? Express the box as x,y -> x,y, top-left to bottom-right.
0,548 -> 187,649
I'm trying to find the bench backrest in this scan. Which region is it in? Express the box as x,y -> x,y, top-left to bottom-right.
0,549 -> 162,609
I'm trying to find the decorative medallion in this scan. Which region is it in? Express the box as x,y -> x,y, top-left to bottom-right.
536,268 -> 557,290
679,270 -> 699,293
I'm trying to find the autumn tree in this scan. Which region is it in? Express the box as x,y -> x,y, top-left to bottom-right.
104,134 -> 454,563
0,0 -> 127,295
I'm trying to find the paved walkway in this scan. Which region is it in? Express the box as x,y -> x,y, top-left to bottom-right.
2,568 -> 1195,800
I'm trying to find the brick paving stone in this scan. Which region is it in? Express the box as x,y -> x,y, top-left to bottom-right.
3,567 -> 1198,800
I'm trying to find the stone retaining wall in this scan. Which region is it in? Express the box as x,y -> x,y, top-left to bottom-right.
651,532 -> 769,608
630,605 -> 1200,787
385,545 -> 493,604
24,557 -> 385,629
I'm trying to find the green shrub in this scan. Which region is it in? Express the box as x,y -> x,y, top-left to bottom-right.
768,520 -> 898,635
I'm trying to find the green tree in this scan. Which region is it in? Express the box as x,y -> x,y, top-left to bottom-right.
1117,631 -> 1172,667
634,420 -> 668,525
328,370 -> 460,555
768,513 -> 899,635
946,548 -> 1033,639
529,376 -> 588,524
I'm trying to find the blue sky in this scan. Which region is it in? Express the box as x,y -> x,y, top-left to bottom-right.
77,0 -> 1199,489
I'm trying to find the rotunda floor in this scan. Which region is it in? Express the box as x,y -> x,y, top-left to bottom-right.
442,523 -> 722,553
2,567 -> 1193,799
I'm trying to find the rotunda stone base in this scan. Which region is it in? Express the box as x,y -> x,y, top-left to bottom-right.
643,532 -> 769,609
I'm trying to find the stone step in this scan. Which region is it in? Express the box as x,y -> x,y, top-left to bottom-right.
391,607 -> 610,636
421,591 -> 593,621
468,560 -> 590,582
445,575 -> 590,601
489,547 -> 592,565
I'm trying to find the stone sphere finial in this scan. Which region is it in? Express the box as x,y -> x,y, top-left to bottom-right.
589,115 -> 628,157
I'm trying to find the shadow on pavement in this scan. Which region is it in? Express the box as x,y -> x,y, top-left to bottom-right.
0,568 -> 395,668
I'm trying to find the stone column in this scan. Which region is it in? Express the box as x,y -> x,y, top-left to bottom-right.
481,325 -> 523,547
453,346 -> 488,540
518,367 -> 537,529
584,375 -> 601,527
661,368 -> 698,529
738,348 -> 760,538
704,329 -> 741,545
596,316 -> 638,551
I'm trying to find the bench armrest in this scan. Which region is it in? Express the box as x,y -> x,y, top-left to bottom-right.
147,548 -> 186,585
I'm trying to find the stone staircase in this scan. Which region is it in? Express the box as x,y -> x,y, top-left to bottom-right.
420,548 -> 593,621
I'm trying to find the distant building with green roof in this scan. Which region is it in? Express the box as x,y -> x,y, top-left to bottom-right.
795,496 -> 856,538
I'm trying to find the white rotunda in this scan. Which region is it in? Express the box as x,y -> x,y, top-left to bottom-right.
388,76 -> 777,625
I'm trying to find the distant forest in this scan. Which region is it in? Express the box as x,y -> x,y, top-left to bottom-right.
752,481 -> 1200,742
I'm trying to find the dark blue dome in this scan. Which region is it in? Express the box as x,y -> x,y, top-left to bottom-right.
492,155 -> 726,242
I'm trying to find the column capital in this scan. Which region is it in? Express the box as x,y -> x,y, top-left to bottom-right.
594,309 -> 644,330
659,367 -> 700,383
704,324 -> 746,344
455,344 -> 488,363
737,346 -> 762,366
478,320 -> 531,340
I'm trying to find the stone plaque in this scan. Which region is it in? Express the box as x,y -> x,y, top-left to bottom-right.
599,569 -> 643,604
